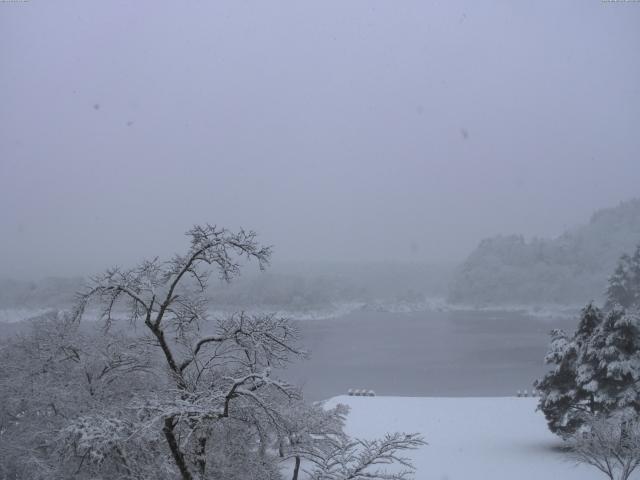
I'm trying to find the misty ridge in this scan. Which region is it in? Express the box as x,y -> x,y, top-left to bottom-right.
450,198 -> 640,306
2,197 -> 639,323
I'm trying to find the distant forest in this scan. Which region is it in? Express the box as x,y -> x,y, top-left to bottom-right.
0,262 -> 454,314
449,198 -> 640,306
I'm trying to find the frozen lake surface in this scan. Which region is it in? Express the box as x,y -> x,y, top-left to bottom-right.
282,309 -> 578,401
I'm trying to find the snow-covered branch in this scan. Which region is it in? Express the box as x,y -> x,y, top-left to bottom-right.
305,432 -> 426,480
568,415 -> 640,480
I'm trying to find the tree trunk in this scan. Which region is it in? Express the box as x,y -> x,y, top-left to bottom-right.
291,455 -> 301,480
195,434 -> 207,478
257,427 -> 267,458
163,417 -> 193,480
147,324 -> 186,389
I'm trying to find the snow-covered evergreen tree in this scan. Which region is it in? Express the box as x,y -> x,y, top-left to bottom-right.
605,244 -> 640,311
587,308 -> 640,420
536,306 -> 601,437
538,245 -> 640,437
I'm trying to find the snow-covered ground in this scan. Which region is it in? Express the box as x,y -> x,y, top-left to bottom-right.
324,395 -> 608,480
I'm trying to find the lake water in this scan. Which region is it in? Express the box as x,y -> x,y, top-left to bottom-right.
281,309 -> 578,401
0,307 -> 579,402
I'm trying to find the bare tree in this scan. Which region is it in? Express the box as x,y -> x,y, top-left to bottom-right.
568,415 -> 640,480
3,224 -> 427,480
0,310 -> 159,480
74,225 -> 305,480
278,400 -> 349,480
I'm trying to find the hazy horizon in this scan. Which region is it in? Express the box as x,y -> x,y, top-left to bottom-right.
2,1 -> 639,279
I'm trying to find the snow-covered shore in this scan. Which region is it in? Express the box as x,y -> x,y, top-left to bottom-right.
0,297 -> 581,324
324,395 -> 604,480
205,297 -> 581,322
268,298 -> 580,321
443,301 -> 582,320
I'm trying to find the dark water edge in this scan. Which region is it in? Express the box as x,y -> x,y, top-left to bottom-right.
280,309 -> 579,401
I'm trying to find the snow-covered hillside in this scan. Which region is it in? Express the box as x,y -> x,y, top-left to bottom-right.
449,198 -> 640,307
324,396 -> 610,480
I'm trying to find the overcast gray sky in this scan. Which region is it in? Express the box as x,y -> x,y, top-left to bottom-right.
1,0 -> 639,279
